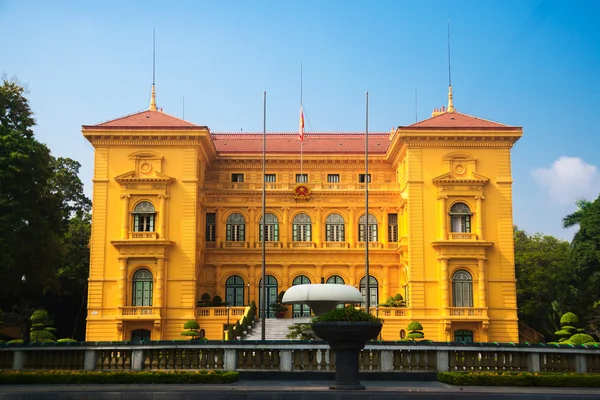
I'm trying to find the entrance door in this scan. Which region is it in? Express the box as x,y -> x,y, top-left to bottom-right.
258,275 -> 278,318
131,329 -> 151,343
292,275 -> 311,317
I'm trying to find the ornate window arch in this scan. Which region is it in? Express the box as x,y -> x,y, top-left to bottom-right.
360,275 -> 379,306
452,270 -> 473,307
259,213 -> 279,242
358,213 -> 378,242
226,213 -> 246,241
449,202 -> 472,233
225,275 -> 245,306
132,201 -> 156,232
132,268 -> 153,306
326,213 -> 345,242
292,213 -> 312,241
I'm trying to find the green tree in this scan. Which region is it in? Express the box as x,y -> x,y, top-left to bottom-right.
514,226 -> 573,338
29,309 -> 57,343
565,195 -> 600,315
0,79 -> 91,340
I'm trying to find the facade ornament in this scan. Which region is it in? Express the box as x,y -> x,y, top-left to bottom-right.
292,184 -> 311,201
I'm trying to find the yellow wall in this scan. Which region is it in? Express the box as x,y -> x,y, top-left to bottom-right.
84,113 -> 521,343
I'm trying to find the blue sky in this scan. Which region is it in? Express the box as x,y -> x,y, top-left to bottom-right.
2,0 -> 599,241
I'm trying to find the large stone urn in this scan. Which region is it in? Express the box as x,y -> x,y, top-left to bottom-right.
311,321 -> 382,390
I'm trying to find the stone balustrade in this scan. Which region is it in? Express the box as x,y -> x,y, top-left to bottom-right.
1,342 -> 599,374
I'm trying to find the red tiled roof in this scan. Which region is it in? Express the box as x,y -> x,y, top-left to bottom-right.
211,133 -> 389,154
403,111 -> 518,130
83,109 -> 200,130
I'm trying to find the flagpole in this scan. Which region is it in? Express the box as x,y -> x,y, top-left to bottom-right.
300,63 -> 303,178
261,91 -> 267,341
365,91 -> 370,313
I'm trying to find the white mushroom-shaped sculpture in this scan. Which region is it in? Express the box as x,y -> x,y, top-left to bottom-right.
282,284 -> 364,316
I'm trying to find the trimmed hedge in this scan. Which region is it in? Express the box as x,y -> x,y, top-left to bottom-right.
438,372 -> 600,388
0,370 -> 239,385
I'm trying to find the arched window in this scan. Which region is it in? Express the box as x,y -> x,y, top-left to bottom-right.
452,270 -> 473,307
259,213 -> 279,241
292,275 -> 311,317
258,275 -> 278,318
326,213 -> 345,242
358,213 -> 378,242
226,213 -> 245,241
133,201 -> 155,232
292,213 -> 312,242
326,275 -> 345,284
450,202 -> 472,233
225,275 -> 245,306
454,330 -> 473,343
132,269 -> 153,306
360,276 -> 378,306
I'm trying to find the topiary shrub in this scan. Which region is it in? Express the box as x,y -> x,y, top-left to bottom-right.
407,321 -> 425,341
7,339 -> 23,345
567,333 -> 596,345
560,312 -> 579,326
197,293 -> 212,307
30,310 -> 56,343
311,306 -> 381,323
212,295 -> 224,307
57,338 -> 78,343
181,320 -> 201,339
380,294 -> 406,308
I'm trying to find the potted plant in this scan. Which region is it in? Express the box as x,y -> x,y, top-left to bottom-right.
311,306 -> 382,390
270,291 -> 289,318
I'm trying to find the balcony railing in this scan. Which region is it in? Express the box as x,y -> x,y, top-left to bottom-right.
289,241 -> 315,249
323,241 -> 349,249
118,306 -> 161,318
128,231 -> 158,240
254,241 -> 283,248
447,232 -> 477,241
203,182 -> 402,191
447,307 -> 485,317
196,306 -> 247,318
379,308 -> 410,317
357,242 -> 382,249
222,241 -> 249,248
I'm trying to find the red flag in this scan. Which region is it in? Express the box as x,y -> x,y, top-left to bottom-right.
299,106 -> 305,142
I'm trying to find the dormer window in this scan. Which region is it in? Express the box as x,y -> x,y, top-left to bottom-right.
133,201 -> 156,232
449,202 -> 471,233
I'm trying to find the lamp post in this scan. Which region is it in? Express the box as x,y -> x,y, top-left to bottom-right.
247,283 -> 250,306
227,305 -> 230,329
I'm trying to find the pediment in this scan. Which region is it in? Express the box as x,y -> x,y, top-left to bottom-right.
432,171 -> 489,186
114,170 -> 175,184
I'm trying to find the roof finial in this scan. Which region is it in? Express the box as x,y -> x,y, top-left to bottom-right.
149,27 -> 158,111
446,20 -> 455,113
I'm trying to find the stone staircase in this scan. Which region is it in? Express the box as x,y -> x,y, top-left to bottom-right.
243,317 -> 311,340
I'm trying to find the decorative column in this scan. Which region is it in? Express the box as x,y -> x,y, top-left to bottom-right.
478,258 -> 487,314
247,264 -> 254,305
282,207 -> 289,248
155,257 -> 165,309
381,209 -> 388,247
475,196 -> 484,240
437,195 -> 447,241
214,264 -> 222,296
348,207 -> 356,248
316,264 -> 323,284
117,257 -> 128,308
382,265 -> 390,300
215,208 -> 223,248
349,264 -> 357,287
158,194 -> 167,239
314,207 -> 322,248
248,207 -> 256,246
440,258 -> 449,316
120,194 -> 130,240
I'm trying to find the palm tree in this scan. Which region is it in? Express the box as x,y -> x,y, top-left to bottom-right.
563,199 -> 592,228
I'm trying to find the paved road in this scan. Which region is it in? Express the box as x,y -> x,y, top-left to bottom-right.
1,381 -> 600,399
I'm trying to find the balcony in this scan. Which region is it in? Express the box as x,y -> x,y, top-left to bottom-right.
447,232 -> 477,241
203,182 -> 402,191
195,306 -> 247,318
289,241 -> 316,249
128,231 -> 158,240
447,307 -> 485,318
118,306 -> 161,320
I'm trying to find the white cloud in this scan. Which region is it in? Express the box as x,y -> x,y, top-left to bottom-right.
531,156 -> 600,205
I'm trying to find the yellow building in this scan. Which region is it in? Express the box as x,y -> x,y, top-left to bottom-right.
83,86 -> 522,343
